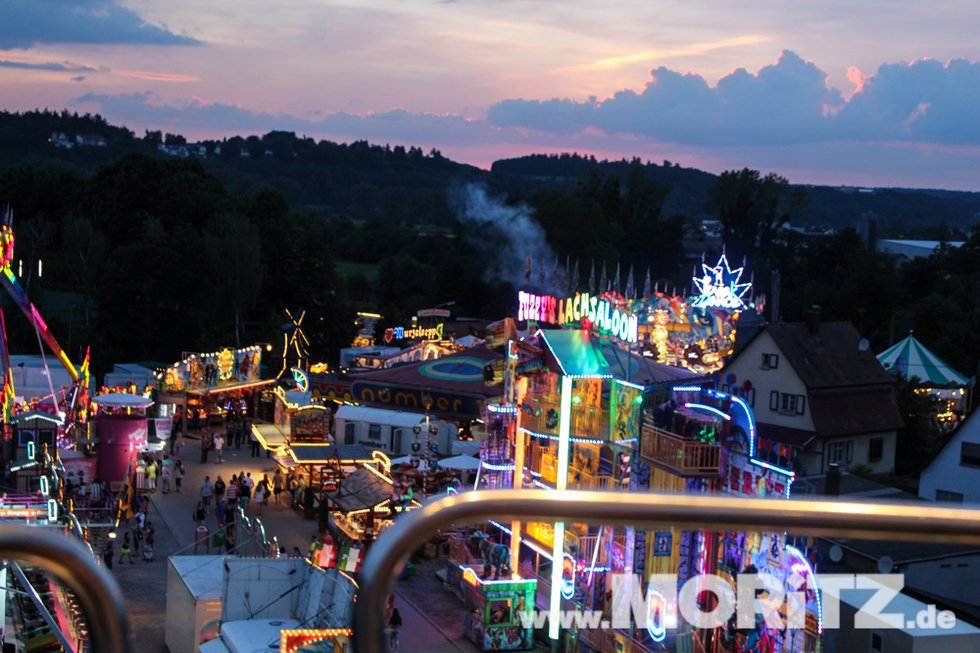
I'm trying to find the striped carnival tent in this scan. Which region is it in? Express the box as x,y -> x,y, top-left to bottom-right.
877,331 -> 969,387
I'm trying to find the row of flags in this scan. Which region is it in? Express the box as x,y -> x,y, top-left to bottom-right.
316,544 -> 363,572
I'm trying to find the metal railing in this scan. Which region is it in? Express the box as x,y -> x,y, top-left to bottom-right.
353,488 -> 980,653
640,425 -> 721,475
0,523 -> 132,653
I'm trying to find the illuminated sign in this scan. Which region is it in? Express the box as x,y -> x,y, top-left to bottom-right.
0,508 -> 41,518
290,367 -> 309,392
691,254 -> 752,310
518,291 -> 638,344
560,554 -> 576,599
383,323 -> 444,343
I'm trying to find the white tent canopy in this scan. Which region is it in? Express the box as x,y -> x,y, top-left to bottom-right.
877,331 -> 969,387
437,454 -> 481,471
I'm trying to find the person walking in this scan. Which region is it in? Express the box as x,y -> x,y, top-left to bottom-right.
119,534 -> 134,564
193,500 -> 207,524
254,481 -> 266,515
213,432 -> 224,463
388,608 -> 402,653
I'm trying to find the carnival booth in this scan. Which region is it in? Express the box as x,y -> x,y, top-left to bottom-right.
447,531 -> 536,651
324,466 -> 413,546
155,346 -> 274,438
251,387 -> 334,455
878,331 -> 971,430
91,392 -> 153,487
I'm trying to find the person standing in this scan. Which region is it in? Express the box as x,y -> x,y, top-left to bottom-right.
102,538 -> 114,570
146,458 -> 157,492
249,427 -> 261,457
388,608 -> 402,653
200,431 -> 211,464
273,470 -> 284,505
174,461 -> 184,493
200,475 -> 213,513
213,432 -> 224,463
161,460 -> 171,494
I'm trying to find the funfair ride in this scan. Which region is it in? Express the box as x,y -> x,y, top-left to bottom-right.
0,207 -> 90,454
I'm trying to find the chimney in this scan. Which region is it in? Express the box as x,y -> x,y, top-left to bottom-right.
805,305 -> 821,335
825,463 -> 841,497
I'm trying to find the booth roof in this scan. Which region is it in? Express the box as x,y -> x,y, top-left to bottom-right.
289,443 -> 373,464
334,404 -> 429,429
93,392 -> 154,409
348,343 -> 502,397
325,467 -> 391,512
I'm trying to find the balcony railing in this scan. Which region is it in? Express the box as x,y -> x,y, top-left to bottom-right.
640,425 -> 721,475
351,489 -> 980,653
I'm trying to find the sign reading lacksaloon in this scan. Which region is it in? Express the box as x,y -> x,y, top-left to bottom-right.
518,291 -> 638,344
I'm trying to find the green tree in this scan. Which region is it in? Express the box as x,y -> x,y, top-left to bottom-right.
706,168 -> 807,262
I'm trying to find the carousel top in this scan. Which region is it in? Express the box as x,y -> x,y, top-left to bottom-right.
92,392 -> 154,410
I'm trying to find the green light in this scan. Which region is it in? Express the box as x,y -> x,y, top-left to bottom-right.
572,395 -> 582,405
634,394 -> 644,404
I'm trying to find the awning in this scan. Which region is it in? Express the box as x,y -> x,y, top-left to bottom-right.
186,378 -> 275,396
252,423 -> 288,450
288,443 -> 374,465
324,467 -> 392,513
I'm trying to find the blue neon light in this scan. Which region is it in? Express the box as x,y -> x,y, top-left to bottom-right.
683,403 -> 732,421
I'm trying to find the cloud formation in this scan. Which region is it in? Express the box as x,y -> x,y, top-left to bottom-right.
0,59 -> 96,73
487,51 -> 980,147
71,51 -> 980,190
0,1 -> 200,49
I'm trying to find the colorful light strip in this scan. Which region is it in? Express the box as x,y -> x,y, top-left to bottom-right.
549,375 -> 573,640
784,544 -> 823,634
517,426 -> 606,445
683,403 -> 732,421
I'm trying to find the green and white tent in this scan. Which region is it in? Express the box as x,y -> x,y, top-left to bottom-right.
877,331 -> 969,387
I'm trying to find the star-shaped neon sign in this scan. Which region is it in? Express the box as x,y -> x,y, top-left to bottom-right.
691,254 -> 752,310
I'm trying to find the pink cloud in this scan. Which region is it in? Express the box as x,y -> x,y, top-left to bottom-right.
113,69 -> 200,82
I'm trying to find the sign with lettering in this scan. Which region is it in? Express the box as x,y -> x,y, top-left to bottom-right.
383,323 -> 444,343
691,254 -> 752,310
518,291 -> 638,344
350,381 -> 485,419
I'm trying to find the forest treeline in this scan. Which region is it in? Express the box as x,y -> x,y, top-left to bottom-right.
0,109 -> 977,390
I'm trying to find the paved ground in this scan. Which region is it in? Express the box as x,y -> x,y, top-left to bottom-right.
107,432 -> 479,652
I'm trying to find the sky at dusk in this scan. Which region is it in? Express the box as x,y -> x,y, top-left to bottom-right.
3,1 -> 980,190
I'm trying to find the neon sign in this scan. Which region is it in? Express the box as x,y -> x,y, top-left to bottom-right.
290,367 -> 309,392
691,254 -> 751,310
518,291 -> 638,344
383,323 -> 444,343
560,554 -> 576,599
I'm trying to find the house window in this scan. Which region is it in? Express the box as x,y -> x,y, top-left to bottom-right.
868,437 -> 884,463
761,353 -> 779,370
367,424 -> 382,440
771,392 -> 806,415
961,442 -> 980,468
871,631 -> 883,652
828,441 -> 853,465
936,489 -> 964,503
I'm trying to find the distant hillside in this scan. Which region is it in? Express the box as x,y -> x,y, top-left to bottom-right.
3,110 -> 979,236
492,154 -> 980,235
